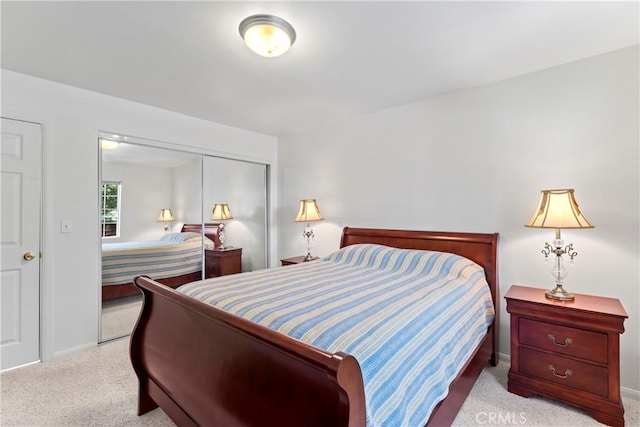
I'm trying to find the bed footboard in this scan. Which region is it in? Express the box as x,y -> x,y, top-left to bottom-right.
130,275 -> 366,427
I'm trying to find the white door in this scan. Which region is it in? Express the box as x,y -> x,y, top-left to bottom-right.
1,118 -> 42,370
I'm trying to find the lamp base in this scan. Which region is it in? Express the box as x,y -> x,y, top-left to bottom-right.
303,253 -> 315,262
545,285 -> 575,301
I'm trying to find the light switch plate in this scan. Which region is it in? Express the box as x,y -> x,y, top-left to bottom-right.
61,220 -> 72,233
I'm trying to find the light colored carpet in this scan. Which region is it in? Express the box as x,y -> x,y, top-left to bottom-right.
1,337 -> 172,426
1,337 -> 638,426
100,295 -> 143,341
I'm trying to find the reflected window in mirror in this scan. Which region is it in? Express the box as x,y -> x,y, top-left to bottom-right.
101,181 -> 121,238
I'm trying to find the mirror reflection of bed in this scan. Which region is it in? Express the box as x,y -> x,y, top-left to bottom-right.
100,224 -> 219,340
99,138 -> 268,342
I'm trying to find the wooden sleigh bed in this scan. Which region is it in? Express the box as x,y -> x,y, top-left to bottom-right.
101,223 -> 221,301
130,227 -> 499,426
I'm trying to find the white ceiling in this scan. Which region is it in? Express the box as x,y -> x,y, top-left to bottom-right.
2,1 -> 638,138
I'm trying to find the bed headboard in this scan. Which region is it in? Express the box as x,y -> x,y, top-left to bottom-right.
181,223 -> 221,247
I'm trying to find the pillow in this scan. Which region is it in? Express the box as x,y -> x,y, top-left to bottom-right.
160,232 -> 213,246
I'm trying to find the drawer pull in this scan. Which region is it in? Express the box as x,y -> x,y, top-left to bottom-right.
548,334 -> 573,347
548,364 -> 573,379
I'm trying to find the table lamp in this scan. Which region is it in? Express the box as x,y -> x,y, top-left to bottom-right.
294,199 -> 324,261
157,209 -> 175,233
525,189 -> 594,301
211,203 -> 233,249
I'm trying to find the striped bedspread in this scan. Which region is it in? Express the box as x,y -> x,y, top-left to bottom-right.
178,243 -> 495,426
102,232 -> 211,286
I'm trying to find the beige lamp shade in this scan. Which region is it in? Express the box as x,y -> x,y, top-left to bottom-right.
211,203 -> 233,221
295,199 -> 324,222
525,189 -> 593,229
157,209 -> 175,222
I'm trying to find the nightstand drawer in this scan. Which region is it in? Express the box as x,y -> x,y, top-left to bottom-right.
519,318 -> 608,364
520,347 -> 609,397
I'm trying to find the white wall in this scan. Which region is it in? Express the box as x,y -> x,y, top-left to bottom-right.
1,70 -> 278,360
277,46 -> 640,394
102,161 -> 174,242
173,158 -> 204,228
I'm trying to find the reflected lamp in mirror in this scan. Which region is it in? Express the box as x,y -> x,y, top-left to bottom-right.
294,199 -> 324,261
525,189 -> 594,301
157,209 -> 175,233
211,203 -> 233,249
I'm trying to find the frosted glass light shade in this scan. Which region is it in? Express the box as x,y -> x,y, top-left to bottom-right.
295,199 -> 324,223
211,203 -> 233,220
239,14 -> 296,58
525,189 -> 593,229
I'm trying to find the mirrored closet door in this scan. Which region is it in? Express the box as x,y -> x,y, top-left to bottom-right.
202,156 -> 267,274
99,140 -> 204,342
99,138 -> 269,342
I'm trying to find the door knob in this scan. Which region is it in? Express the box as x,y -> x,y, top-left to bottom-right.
23,252 -> 36,261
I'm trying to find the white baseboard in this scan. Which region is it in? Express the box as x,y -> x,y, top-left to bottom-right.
51,342 -> 95,360
1,360 -> 41,373
621,386 -> 640,400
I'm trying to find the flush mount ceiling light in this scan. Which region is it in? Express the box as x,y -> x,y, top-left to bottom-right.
239,14 -> 296,58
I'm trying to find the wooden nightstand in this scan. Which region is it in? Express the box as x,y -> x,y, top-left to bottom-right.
280,255 -> 319,266
505,285 -> 627,427
205,247 -> 242,278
